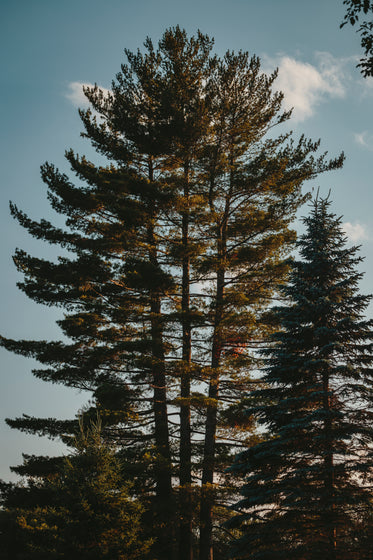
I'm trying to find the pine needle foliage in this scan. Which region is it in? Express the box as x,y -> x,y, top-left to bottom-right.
341,0 -> 373,77
0,417 -> 150,560
228,196 -> 373,560
1,27 -> 344,560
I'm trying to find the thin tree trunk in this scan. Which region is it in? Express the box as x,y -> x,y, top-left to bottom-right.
199,159 -> 232,560
180,163 -> 193,560
199,226 -> 226,560
148,156 -> 174,560
150,289 -> 174,559
322,370 -> 337,560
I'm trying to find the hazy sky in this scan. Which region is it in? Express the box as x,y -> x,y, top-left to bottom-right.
1,0 -> 373,481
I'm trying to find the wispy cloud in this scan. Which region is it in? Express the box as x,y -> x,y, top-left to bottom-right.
264,52 -> 349,121
65,82 -> 111,108
65,82 -> 92,107
342,222 -> 369,242
354,130 -> 373,150
359,75 -> 373,97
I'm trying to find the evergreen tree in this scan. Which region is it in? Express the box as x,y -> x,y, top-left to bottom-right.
196,53 -> 342,560
229,196 -> 373,560
0,417 -> 150,560
0,28 -> 343,560
341,0 -> 373,77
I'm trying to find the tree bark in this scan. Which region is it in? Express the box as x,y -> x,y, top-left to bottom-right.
199,226 -> 226,560
148,156 -> 174,560
179,163 -> 193,560
199,151 -> 233,560
150,290 -> 175,559
322,369 -> 337,560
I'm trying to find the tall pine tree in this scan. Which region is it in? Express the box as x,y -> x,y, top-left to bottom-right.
0,28 -> 343,560
195,53 -> 342,560
229,195 -> 373,560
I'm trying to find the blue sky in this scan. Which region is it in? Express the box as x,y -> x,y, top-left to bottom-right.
1,0 -> 373,481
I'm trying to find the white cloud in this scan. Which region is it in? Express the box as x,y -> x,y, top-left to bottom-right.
354,130 -> 373,150
264,52 -> 349,121
65,82 -> 92,107
65,82 -> 111,108
342,222 -> 369,242
359,75 -> 373,97
314,51 -> 348,93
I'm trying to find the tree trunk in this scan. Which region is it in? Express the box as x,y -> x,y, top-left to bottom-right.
322,369 -> 337,560
150,290 -> 175,559
148,157 -> 174,560
199,227 -> 226,560
199,154 -> 233,560
179,163 -> 193,560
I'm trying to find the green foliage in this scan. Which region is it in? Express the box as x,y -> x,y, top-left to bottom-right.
1,26 -> 344,559
341,0 -> 373,77
0,417 -> 151,560
228,196 -> 373,559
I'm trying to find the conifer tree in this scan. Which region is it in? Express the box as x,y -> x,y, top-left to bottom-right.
0,28 -> 343,560
341,0 -> 373,77
229,196 -> 373,560
0,417 -> 150,560
196,53 -> 343,560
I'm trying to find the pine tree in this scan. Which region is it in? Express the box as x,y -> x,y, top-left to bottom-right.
229,196 -> 373,560
340,0 -> 373,77
0,28 -> 343,560
1,27 -> 214,559
0,417 -> 150,560
196,53 -> 343,560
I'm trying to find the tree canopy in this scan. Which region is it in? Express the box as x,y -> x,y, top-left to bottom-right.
0,27 -> 344,560
229,196 -> 373,560
341,0 -> 373,77
0,416 -> 150,560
